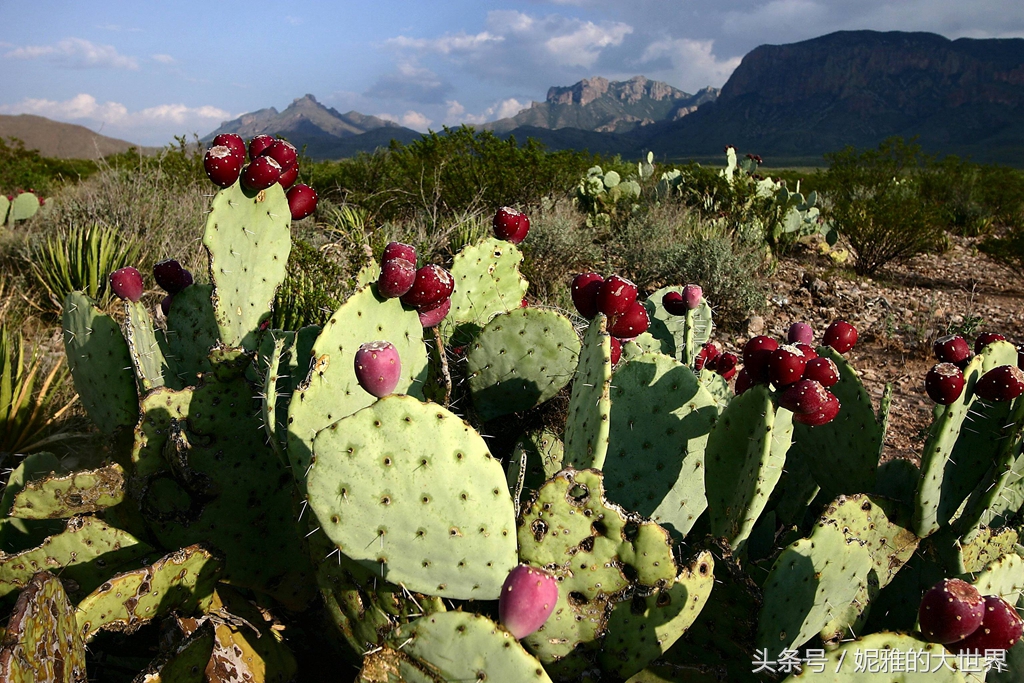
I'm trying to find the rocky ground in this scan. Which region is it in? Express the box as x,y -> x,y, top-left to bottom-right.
716,236 -> 1024,463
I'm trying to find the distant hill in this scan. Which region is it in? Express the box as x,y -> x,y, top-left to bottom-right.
0,114 -> 152,159
202,94 -> 421,159
483,76 -> 718,134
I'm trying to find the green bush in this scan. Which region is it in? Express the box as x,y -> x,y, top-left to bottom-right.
0,137 -> 97,196
822,138 -> 944,275
519,201 -> 602,308
272,240 -> 351,330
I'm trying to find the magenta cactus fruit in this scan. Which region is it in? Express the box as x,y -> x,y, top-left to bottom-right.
378,258 -> 416,299
715,352 -> 739,380
241,156 -> 282,192
597,275 -> 638,317
277,162 -> 299,190
795,343 -> 817,360
779,379 -> 831,415
694,342 -> 720,371
768,345 -> 808,388
382,241 -> 417,265
933,335 -> 971,365
353,341 -> 402,398
734,368 -> 754,394
742,336 -> 779,383
109,267 -> 144,302
417,298 -> 451,329
787,322 -> 814,345
949,595 -> 1024,654
610,336 -> 622,366
608,300 -> 650,339
492,206 -> 530,244
263,139 -> 297,169
286,184 -> 318,220
212,133 -> 246,161
662,291 -> 687,316
681,284 -> 703,310
400,265 -> 455,309
247,134 -> 276,160
498,565 -> 558,639
975,365 -> 1024,402
792,390 -> 840,426
203,145 -> 244,187
925,363 -> 966,405
975,332 -> 1008,354
823,320 -> 858,354
570,272 -> 604,319
153,259 -> 193,294
803,357 -> 840,387
918,578 -> 985,644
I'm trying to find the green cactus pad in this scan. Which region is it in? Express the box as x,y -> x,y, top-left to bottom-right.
7,192 -> 41,223
440,237 -> 529,344
790,346 -> 882,497
0,572 -> 85,682
75,544 -> 222,640
988,640 -> 1024,683
308,394 -> 517,600
563,315 -> 612,470
382,612 -> 553,683
0,453 -> 66,553
356,261 -> 380,288
602,353 -> 718,539
622,331 -> 675,361
203,181 -> 291,351
972,553 -> 1024,606
259,331 -> 290,460
770,445 -> 821,526
0,516 -> 153,604
123,300 -> 179,391
286,284 -> 429,488
7,463 -> 124,519
817,494 -> 919,588
757,524 -> 873,659
62,291 -> 138,435
517,469 -> 677,677
644,285 -> 713,363
0,195 -> 8,225
164,283 -> 219,382
134,621 -> 215,683
697,368 -> 732,409
598,551 -> 715,679
705,384 -> 793,550
466,308 -> 580,421
782,632 -> 968,681
507,429 -> 564,518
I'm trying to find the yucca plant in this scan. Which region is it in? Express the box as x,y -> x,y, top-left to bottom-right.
0,325 -> 80,456
29,223 -> 142,312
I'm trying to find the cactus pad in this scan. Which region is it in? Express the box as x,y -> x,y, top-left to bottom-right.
644,285 -> 713,362
602,353 -> 718,539
0,572 -> 85,682
507,429 -> 564,517
164,283 -> 219,382
62,291 -> 138,435
308,394 -> 517,600
135,621 -> 215,682
782,631 -> 968,681
563,315 -> 612,470
7,463 -> 124,519
972,553 -> 1024,607
7,192 -> 41,223
440,237 -> 529,343
817,494 -> 919,588
124,300 -> 180,391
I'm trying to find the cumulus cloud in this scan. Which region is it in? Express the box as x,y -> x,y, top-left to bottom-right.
4,38 -> 139,70
445,97 -> 528,126
364,62 -> 454,104
378,110 -> 432,130
638,38 -> 742,91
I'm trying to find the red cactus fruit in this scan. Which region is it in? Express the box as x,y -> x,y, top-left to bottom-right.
417,298 -> 451,329
715,352 -> 738,380
493,206 -> 530,244
160,294 -> 173,317
925,363 -> 965,405
742,336 -> 779,383
377,258 -> 417,299
401,265 -> 455,309
694,342 -> 720,372
787,322 -> 814,345
212,133 -> 246,160
608,300 -> 649,339
571,273 -> 604,319
779,379 -> 831,415
286,184 -> 318,220
933,335 -> 971,365
354,341 -> 402,397
520,298 -> 528,308
975,332 -> 1008,355
382,242 -> 417,265
498,565 -> 558,639
109,267 -> 144,302
241,156 -> 282,192
823,320 -> 858,354
204,145 -> 244,188
153,259 -> 193,294
277,162 -> 299,190
681,284 -> 702,310
918,578 -> 986,644
734,368 -> 754,395
803,357 -> 840,387
769,345 -> 808,388
263,140 -> 297,169
662,291 -> 687,316
610,336 -> 622,366
247,134 -> 276,160
792,390 -> 840,426
597,275 -> 638,317
975,365 -> 1024,402
795,343 -> 817,360
949,595 -> 1024,654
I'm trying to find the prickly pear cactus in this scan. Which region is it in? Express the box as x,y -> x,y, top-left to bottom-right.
6,464 -> 125,519
782,631 -> 968,682
134,621 -> 215,682
563,315 -> 612,470
164,283 -> 219,382
466,308 -> 580,421
0,195 -> 8,225
441,236 -> 529,343
0,571 -> 86,682
507,429 -> 564,517
7,192 -> 41,223
644,285 -> 713,363
308,394 -> 518,600
124,300 -> 180,391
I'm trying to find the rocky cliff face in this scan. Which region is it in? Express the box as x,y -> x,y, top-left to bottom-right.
545,76 -> 687,107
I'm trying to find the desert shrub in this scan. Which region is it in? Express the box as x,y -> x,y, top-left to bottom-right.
272,240 -> 351,330
822,138 -> 944,275
919,156 -> 998,236
0,137 -> 97,196
519,202 -> 602,308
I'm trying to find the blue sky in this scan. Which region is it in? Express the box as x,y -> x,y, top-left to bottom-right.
2,1 -> 1023,145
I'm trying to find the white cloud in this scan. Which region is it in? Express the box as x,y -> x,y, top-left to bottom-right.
543,17 -> 633,67
379,109 -> 432,130
365,61 -> 453,104
387,31 -> 503,54
446,97 -> 528,125
721,0 -> 828,37
4,38 -> 139,70
151,54 -> 175,64
639,38 -> 742,90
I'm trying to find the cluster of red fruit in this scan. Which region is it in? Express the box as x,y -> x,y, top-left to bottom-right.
376,242 -> 454,329
5,189 -> 45,206
203,133 -> 318,221
926,332 -> 1024,405
108,259 -> 193,314
918,578 -> 1023,654
492,207 -> 530,245
570,274 -> 650,364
